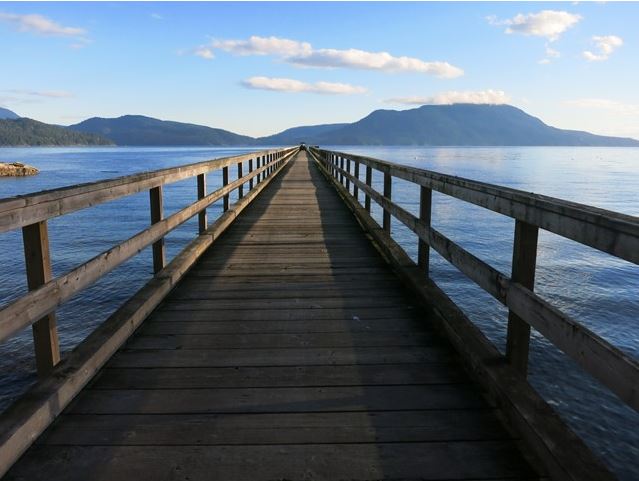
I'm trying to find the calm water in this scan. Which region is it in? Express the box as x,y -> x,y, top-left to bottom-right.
0,146 -> 638,480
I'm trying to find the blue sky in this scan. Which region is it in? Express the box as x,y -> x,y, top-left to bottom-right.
1,1 -> 638,138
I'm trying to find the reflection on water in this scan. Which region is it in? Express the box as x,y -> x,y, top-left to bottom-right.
1,145 -> 638,480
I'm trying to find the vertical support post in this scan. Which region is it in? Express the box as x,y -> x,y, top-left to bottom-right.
353,160 -> 360,201
346,157 -> 351,193
506,220 -> 539,376
365,165 -> 372,213
197,174 -> 207,234
222,166 -> 229,211
383,171 -> 392,233
339,157 -> 345,185
238,162 -> 244,199
417,186 -> 432,274
149,186 -> 165,273
22,221 -> 60,377
256,157 -> 261,184
248,158 -> 254,190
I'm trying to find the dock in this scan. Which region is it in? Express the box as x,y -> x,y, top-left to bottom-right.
0,147 -> 637,480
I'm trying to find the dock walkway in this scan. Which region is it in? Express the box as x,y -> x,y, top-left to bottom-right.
5,152 -> 538,480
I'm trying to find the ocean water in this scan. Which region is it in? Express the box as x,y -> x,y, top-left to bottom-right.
0,146 -> 637,480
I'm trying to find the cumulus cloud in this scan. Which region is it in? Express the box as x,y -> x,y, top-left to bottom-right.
487,10 -> 581,41
385,89 -> 511,106
195,35 -> 463,78
242,76 -> 367,95
193,46 -> 214,59
213,36 -> 312,57
582,35 -> 623,61
0,12 -> 86,37
539,46 -> 561,64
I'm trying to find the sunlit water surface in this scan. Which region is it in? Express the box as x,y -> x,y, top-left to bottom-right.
0,146 -> 637,480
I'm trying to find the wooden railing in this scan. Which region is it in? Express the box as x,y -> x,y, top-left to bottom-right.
309,147 -> 638,414
0,146 -> 297,376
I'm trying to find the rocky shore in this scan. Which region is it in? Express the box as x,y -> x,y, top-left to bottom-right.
0,162 -> 39,176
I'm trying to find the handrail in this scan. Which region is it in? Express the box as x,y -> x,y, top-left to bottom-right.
309,146 -> 639,413
0,146 -> 299,376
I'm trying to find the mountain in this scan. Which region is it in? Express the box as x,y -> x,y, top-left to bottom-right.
0,107 -> 20,120
0,118 -> 113,146
69,115 -> 255,146
298,104 -> 639,147
258,123 -> 348,145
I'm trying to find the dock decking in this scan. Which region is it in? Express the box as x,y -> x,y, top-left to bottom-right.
5,152 -> 539,480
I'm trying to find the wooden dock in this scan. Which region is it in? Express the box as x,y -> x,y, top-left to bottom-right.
1,147 -> 636,480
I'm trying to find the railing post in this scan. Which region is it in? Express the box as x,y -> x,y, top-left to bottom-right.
383,171 -> 392,233
238,161 -> 244,199
506,220 -> 539,375
353,160 -> 360,201
149,186 -> 165,273
346,157 -> 351,193
339,156 -> 345,185
365,165 -> 372,213
248,158 -> 254,190
197,174 -> 207,234
22,221 -> 60,377
222,166 -> 229,211
256,156 -> 261,184
418,186 -> 433,274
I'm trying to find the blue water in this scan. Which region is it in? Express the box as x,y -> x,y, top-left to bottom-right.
1,146 -> 638,480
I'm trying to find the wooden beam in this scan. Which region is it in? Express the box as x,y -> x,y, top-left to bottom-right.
248,159 -> 254,190
149,186 -> 165,273
197,174 -> 207,234
222,167 -> 229,211
21,221 -> 60,377
346,157 -> 351,192
238,162 -> 244,199
353,161 -> 360,201
365,165 -> 372,213
506,220 -> 538,375
418,186 -> 432,274
383,172 -> 392,233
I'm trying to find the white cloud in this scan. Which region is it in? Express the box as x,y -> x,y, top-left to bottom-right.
582,35 -> 623,61
193,46 -> 214,60
213,36 -> 312,57
488,10 -> 582,41
242,76 -> 367,95
288,48 -> 463,78
196,35 -> 463,78
564,98 -> 639,114
385,89 -> 511,106
150,13 -> 163,20
0,12 -> 86,38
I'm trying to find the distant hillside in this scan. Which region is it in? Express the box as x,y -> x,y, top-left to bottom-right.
0,108 -> 19,120
302,104 -> 639,147
258,123 -> 347,145
0,118 -> 113,146
69,115 -> 255,146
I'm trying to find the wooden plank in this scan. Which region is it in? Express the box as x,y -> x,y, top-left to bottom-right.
21,221 -> 60,376
40,410 -> 505,445
7,442 -> 537,481
418,185 -> 432,273
69,385 -> 486,414
126,331 -> 435,350
139,318 -> 425,335
108,346 -> 454,368
93,363 -> 466,389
